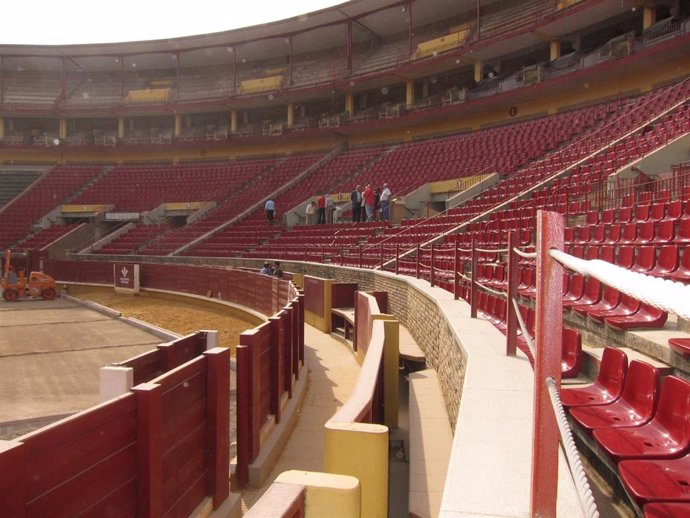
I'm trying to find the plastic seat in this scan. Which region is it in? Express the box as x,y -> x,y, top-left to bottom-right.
669,338 -> 690,358
615,246 -> 635,269
647,245 -> 680,278
606,303 -> 668,331
676,218 -> 690,245
560,347 -> 628,408
562,274 -> 585,307
561,327 -> 582,379
568,277 -> 602,312
619,455 -> 690,505
593,376 -> 690,461
670,248 -> 690,283
588,293 -> 640,323
630,246 -> 656,274
651,219 -> 675,244
573,286 -> 620,318
568,360 -> 660,432
644,502 -> 690,518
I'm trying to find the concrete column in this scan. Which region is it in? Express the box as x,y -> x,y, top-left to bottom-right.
643,6 -> 656,29
287,103 -> 294,129
345,93 -> 354,115
59,119 -> 67,139
230,110 -> 238,133
406,79 -> 414,108
0,117 -> 6,140
99,366 -> 134,402
204,330 -> 219,350
474,61 -> 483,83
118,117 -> 125,139
174,114 -> 182,137
550,39 -> 561,61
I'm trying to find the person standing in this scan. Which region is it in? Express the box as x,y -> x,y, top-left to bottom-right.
325,195 -> 335,224
380,183 -> 391,221
265,198 -> 275,224
363,184 -> 375,222
272,261 -> 283,278
350,185 -> 362,223
305,200 -> 316,225
317,194 -> 326,224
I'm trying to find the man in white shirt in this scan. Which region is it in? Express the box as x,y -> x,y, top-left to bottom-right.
380,183 -> 392,221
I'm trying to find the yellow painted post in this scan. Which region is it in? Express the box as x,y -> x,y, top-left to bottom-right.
324,422 -> 388,518
118,116 -> 125,139
230,110 -> 238,133
174,114 -> 182,137
287,103 -> 294,129
276,471 -> 360,518
406,80 -> 414,108
0,117 -> 6,140
345,93 -> 354,116
383,319 -> 399,429
59,119 -> 67,139
643,6 -> 656,29
474,61 -> 483,83
550,39 -> 561,61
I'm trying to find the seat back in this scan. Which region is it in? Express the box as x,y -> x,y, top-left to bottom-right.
653,376 -> 690,444
621,360 -> 660,419
597,347 -> 628,396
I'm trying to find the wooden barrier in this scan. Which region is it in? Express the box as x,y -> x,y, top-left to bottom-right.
0,347 -> 230,518
236,294 -> 304,489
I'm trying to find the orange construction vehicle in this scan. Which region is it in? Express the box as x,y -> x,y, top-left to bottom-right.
1,250 -> 57,302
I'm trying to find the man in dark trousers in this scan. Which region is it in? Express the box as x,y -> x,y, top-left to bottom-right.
350,185 -> 362,223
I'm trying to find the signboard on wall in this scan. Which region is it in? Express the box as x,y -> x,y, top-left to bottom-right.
114,263 -> 140,294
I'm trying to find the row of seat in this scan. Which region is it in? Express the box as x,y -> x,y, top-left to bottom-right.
562,348 -> 690,513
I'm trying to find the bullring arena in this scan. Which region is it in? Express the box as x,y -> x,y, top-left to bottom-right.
2,1 -> 690,517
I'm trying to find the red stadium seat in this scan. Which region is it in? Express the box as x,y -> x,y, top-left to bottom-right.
569,360 -> 660,432
560,347 -> 628,408
669,338 -> 690,358
561,327 -> 582,379
593,376 -> 690,461
606,303 -> 668,331
644,503 -> 690,518
572,286 -> 620,318
619,455 -> 690,505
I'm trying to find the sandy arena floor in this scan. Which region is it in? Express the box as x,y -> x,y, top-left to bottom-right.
67,285 -> 257,354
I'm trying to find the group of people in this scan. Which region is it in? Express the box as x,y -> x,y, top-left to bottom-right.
260,260 -> 283,278
305,194 -> 336,225
350,183 -> 391,222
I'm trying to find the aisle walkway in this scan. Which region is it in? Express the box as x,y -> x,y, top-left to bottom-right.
240,324 -> 361,510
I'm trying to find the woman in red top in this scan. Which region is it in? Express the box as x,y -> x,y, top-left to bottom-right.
362,184 -> 375,221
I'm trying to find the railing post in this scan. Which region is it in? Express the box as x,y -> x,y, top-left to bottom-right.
530,210 -> 564,518
470,238 -> 478,318
133,382 -> 163,518
204,347 -> 230,508
395,243 -> 400,275
380,244 -> 384,269
359,245 -> 363,269
506,231 -> 518,356
453,242 -> 459,300
430,244 -> 435,287
415,244 -> 420,279
236,345 -> 250,489
269,316 -> 284,424
321,245 -> 325,264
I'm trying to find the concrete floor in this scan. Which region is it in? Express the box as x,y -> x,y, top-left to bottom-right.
0,297 -> 161,435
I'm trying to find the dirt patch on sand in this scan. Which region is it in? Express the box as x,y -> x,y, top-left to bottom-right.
67,285 -> 258,354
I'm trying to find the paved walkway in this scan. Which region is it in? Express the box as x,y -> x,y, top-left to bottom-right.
240,324 -> 361,511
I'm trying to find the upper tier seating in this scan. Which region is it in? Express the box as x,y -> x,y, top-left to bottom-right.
0,166 -> 101,250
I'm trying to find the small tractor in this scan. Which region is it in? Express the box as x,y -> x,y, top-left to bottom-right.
1,250 -> 57,302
